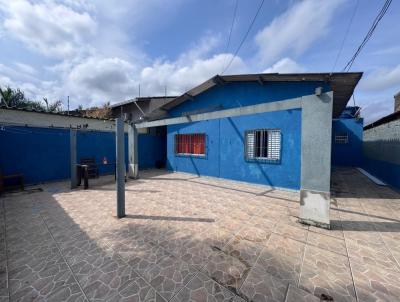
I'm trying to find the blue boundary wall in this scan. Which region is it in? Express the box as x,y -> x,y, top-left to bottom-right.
362,158 -> 400,189
164,81 -> 331,190
362,119 -> 400,189
0,125 -> 166,185
331,117 -> 363,166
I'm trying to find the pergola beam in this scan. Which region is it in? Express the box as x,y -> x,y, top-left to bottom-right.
135,97 -> 302,129
70,129 -> 77,189
130,92 -> 334,228
116,118 -> 126,218
128,123 -> 139,179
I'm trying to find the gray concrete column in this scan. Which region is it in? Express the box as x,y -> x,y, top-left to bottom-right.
128,123 -> 139,179
299,92 -> 333,228
70,129 -> 77,189
116,118 -> 126,218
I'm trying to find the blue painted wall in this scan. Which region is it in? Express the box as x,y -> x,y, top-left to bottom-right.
165,81 -> 325,190
168,81 -> 331,118
331,118 -> 363,166
0,127 -> 71,185
138,132 -> 166,169
167,110 -> 301,190
362,158 -> 400,189
0,126 -> 166,185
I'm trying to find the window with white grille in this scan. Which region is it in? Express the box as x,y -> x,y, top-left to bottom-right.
334,133 -> 348,144
245,129 -> 281,162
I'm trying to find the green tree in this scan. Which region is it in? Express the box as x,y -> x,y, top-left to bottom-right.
0,86 -> 25,108
0,85 -> 62,112
43,97 -> 63,113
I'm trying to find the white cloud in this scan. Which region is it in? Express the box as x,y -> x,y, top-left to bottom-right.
0,0 -> 347,111
44,30 -> 246,106
59,52 -> 246,106
361,98 -> 394,125
179,34 -> 221,64
0,0 -> 97,58
64,57 -> 137,106
360,64 -> 400,92
140,53 -> 247,97
0,67 -> 57,102
14,62 -> 36,75
0,63 -> 40,86
255,0 -> 344,65
371,46 -> 400,56
263,58 -> 305,73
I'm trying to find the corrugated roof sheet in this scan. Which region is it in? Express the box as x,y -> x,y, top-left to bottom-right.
0,105 -> 114,121
364,110 -> 400,130
161,72 -> 363,118
110,96 -> 177,108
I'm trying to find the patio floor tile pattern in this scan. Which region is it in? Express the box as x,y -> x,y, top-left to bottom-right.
256,233 -> 305,286
306,231 -> 347,256
170,272 -> 245,302
284,285 -> 320,302
1,167 -> 400,301
299,245 -> 356,302
238,258 -> 288,302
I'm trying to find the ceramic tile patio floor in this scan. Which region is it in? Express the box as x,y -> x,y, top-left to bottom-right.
1,167 -> 400,302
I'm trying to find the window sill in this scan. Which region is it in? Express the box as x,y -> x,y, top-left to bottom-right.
245,158 -> 281,164
175,153 -> 206,159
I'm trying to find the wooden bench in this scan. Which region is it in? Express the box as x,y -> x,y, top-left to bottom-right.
80,157 -> 99,178
76,162 -> 125,190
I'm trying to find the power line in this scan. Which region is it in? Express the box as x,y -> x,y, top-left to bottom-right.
221,0 -> 239,73
343,0 -> 392,72
331,0 -> 359,72
222,0 -> 265,75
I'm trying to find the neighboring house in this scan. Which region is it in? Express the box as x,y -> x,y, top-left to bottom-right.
111,96 -> 177,122
134,72 -> 363,227
363,92 -> 400,189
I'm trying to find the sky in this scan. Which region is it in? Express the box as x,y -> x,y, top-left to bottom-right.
0,0 -> 399,124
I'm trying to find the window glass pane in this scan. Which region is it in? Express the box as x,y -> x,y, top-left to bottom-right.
268,130 -> 280,160
255,131 -> 261,157
261,131 -> 268,158
246,132 -> 255,159
245,129 -> 281,161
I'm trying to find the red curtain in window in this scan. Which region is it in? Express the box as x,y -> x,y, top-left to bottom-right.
192,134 -> 205,155
176,134 -> 205,155
184,134 -> 190,154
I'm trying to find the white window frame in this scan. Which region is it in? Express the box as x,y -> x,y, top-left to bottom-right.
245,129 -> 281,162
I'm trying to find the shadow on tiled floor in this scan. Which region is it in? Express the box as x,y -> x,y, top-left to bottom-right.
1,167 -> 400,301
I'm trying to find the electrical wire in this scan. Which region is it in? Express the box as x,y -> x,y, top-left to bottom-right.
221,0 -> 239,73
343,0 -> 392,72
331,0 -> 359,72
222,0 -> 265,75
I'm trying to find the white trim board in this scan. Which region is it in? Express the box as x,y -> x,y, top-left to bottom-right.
135,97 -> 302,129
356,168 -> 387,186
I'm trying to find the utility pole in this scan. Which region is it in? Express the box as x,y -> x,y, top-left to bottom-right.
67,96 -> 70,115
116,118 -> 126,218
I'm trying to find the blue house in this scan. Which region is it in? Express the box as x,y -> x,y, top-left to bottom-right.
134,72 -> 362,228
